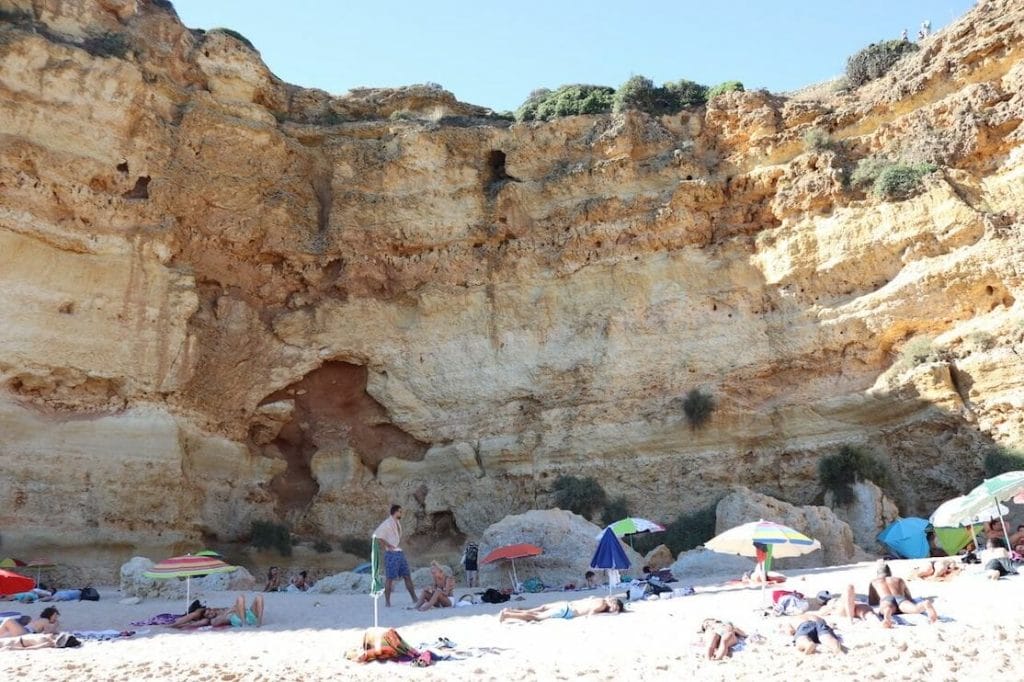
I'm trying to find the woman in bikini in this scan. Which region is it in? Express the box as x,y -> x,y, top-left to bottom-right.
699,618 -> 747,660
170,595 -> 264,628
411,562 -> 456,611
0,607 -> 60,637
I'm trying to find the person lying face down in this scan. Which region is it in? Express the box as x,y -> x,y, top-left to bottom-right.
498,596 -> 624,623
0,607 -> 61,637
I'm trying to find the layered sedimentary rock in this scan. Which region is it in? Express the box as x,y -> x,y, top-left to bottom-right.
1,0 -> 1023,568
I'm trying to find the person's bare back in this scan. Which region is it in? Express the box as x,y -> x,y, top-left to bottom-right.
869,564 -> 938,626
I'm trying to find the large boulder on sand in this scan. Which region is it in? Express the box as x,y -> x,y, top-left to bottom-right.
825,481 -> 900,552
669,548 -> 753,582
479,509 -> 643,589
715,487 -> 871,568
643,545 -> 674,571
119,557 -> 255,598
308,571 -> 371,594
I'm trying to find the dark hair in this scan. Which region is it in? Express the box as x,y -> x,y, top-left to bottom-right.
299,570 -> 308,579
40,607 -> 60,620
584,570 -> 595,579
876,562 -> 891,577
267,566 -> 279,578
606,597 -> 625,613
389,504 -> 402,516
187,599 -> 205,614
642,565 -> 651,573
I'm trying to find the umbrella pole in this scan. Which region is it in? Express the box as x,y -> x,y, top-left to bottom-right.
511,559 -> 520,593
186,576 -> 191,609
373,594 -> 379,628
994,495 -> 1013,549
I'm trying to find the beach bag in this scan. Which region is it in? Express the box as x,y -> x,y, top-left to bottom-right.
627,581 -> 646,601
79,587 -> 100,601
480,588 -> 509,604
522,577 -> 544,593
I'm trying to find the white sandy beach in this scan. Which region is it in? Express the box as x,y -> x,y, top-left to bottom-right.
2,559 -> 1023,681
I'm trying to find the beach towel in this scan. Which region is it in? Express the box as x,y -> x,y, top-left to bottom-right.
129,613 -> 181,626
71,629 -> 142,641
347,627 -> 421,663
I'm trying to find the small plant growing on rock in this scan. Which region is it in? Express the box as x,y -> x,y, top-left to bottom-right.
803,127 -> 833,152
516,84 -> 615,121
658,503 -> 718,554
846,39 -> 919,87
551,475 -> 609,520
818,445 -> 891,506
81,32 -> 130,59
873,162 -> 937,200
898,337 -> 937,369
682,388 -> 716,430
250,520 -> 292,557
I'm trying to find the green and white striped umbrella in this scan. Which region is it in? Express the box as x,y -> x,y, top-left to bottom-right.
598,518 -> 665,539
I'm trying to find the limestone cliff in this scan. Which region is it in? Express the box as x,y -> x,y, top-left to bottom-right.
1,0 -> 1023,567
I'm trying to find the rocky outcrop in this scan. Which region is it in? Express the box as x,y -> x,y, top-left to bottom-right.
1,0 -> 1024,579
478,510 -> 642,589
643,545 -> 674,571
826,481 -> 901,552
715,487 -> 872,568
119,557 -> 255,599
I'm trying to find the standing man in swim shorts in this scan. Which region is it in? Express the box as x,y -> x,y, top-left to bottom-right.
373,504 -> 418,607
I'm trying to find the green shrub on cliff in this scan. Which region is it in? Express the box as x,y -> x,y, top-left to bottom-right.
552,475 -> 608,520
818,445 -> 891,506
209,27 -> 256,51
658,503 -> 718,554
250,520 -> 292,557
613,76 -> 709,115
983,446 -> 1024,479
851,158 -> 937,200
846,39 -> 919,87
515,85 -> 614,121
682,388 -> 716,430
706,80 -> 744,100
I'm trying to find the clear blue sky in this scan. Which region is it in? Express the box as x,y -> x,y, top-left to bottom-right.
170,0 -> 975,112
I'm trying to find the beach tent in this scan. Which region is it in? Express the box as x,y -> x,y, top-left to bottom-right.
877,517 -> 932,559
0,568 -> 34,597
590,527 -> 631,594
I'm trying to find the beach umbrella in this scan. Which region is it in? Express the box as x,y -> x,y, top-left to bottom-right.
0,568 -> 34,596
481,543 -> 543,592
705,520 -> 820,603
590,527 -> 631,594
599,518 -> 666,550
877,518 -> 932,559
954,470 -> 1024,548
193,549 -> 222,558
143,554 -> 237,608
369,537 -> 384,628
931,495 -> 1009,550
0,558 -> 27,568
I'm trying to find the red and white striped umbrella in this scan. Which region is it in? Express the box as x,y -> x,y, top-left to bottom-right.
143,555 -> 237,607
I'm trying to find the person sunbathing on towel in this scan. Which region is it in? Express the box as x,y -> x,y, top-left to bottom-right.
909,558 -> 961,581
499,596 -> 624,623
809,585 -> 876,623
169,595 -> 264,628
868,562 -> 938,626
0,607 -> 61,637
699,618 -> 747,660
784,615 -> 845,654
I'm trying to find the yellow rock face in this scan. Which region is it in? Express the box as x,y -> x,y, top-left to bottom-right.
1,0 -> 1023,566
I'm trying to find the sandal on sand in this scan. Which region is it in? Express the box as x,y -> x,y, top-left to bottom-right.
436,637 -> 456,649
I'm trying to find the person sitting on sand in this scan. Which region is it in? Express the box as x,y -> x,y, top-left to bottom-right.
169,595 -> 265,628
499,596 -> 624,623
868,562 -> 938,626
1010,525 -> 1024,553
411,562 -> 456,611
699,618 -> 747,660
785,615 -> 845,654
981,538 -> 1017,579
264,566 -> 283,592
0,607 -> 61,637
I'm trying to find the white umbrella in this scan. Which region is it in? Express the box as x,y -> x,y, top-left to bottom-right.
961,471 -> 1024,548
930,496 -> 1008,527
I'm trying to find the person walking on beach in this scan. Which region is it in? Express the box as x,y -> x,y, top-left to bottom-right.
373,504 -> 418,607
461,540 -> 479,587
